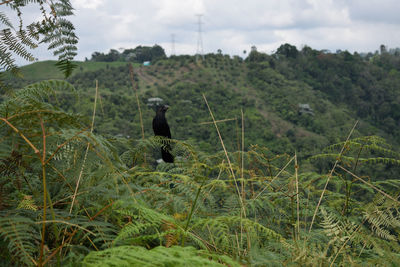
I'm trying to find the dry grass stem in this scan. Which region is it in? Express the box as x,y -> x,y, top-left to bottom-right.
329,218 -> 367,267
308,120 -> 359,233
36,220 -> 95,235
254,156 -> 295,200
337,164 -> 400,204
295,152 -> 300,240
69,80 -> 98,213
129,64 -> 145,140
129,64 -> 146,164
202,94 -> 245,213
241,109 -> 245,195
199,118 -> 237,125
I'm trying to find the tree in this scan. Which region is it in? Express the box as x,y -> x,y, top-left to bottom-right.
276,43 -> 299,58
0,0 -> 78,79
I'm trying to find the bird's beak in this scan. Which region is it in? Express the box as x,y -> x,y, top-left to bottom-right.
164,105 -> 170,110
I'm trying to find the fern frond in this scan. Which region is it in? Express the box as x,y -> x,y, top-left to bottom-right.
0,11 -> 14,29
0,213 -> 40,266
55,59 -> 77,78
0,28 -> 35,62
17,195 -> 38,211
190,215 -> 283,256
0,44 -> 19,74
358,157 -> 400,165
82,245 -> 240,267
1,0 -> 79,78
17,29 -> 39,49
364,196 -> 400,241
52,0 -> 74,16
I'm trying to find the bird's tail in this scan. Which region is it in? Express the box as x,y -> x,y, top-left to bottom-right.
161,145 -> 174,163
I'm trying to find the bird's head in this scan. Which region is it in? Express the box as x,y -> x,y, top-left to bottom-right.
157,105 -> 169,113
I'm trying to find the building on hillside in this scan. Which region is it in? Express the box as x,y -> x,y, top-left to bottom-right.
298,103 -> 314,116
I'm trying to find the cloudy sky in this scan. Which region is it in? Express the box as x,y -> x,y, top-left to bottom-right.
10,0 -> 400,63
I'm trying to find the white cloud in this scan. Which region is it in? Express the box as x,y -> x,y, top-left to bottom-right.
347,0 -> 400,24
71,0 -> 104,9
155,0 -> 206,26
11,0 -> 400,64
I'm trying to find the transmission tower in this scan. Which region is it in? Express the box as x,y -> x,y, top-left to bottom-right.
171,33 -> 175,56
196,14 -> 204,60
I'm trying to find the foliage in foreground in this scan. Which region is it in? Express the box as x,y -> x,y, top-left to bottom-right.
0,0 -> 78,82
0,80 -> 400,266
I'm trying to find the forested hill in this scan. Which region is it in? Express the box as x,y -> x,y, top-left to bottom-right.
5,44 -> 400,159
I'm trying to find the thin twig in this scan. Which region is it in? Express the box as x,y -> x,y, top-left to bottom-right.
182,181 -> 205,246
0,0 -> 15,6
45,128 -> 88,165
240,109 -> 245,250
329,217 -> 367,267
129,64 -> 144,139
337,165 -> 400,204
38,116 -> 46,267
36,220 -> 95,235
1,118 -> 40,156
202,94 -> 245,213
254,156 -> 295,200
203,94 -> 246,254
89,200 -> 114,221
308,120 -> 358,233
43,228 -> 75,265
7,109 -> 57,121
199,118 -> 237,125
241,109 -> 245,197
69,80 -> 98,213
129,64 -> 146,164
44,191 -> 86,209
295,152 -> 300,240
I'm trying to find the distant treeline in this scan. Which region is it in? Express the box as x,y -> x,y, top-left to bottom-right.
89,44 -> 166,63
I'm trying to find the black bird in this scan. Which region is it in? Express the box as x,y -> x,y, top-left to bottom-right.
152,105 -> 174,163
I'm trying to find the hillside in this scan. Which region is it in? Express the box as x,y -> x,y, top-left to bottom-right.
5,49 -> 399,158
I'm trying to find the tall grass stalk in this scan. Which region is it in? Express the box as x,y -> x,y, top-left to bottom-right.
338,164 -> 400,204
182,181 -> 205,246
308,120 -> 358,233
202,94 -> 245,214
295,152 -> 300,240
69,80 -> 98,213
254,156 -> 295,200
60,81 -> 99,258
203,93 -> 246,257
240,109 -> 245,251
129,64 -> 146,165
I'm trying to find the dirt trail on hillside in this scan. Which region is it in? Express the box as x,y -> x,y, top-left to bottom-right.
136,67 -> 156,85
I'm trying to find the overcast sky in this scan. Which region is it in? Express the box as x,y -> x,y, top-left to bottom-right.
9,0 -> 400,63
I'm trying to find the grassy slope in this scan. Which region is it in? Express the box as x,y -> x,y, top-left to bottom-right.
3,56 -> 385,158
4,60 -> 137,83
130,56 -> 380,156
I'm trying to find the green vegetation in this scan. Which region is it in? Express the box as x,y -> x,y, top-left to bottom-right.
0,1 -> 78,79
8,46 -> 400,161
3,61 -> 134,86
1,44 -> 400,266
89,45 -> 166,63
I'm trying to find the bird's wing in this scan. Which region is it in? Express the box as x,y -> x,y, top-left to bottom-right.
166,125 -> 171,138
153,117 -> 171,138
